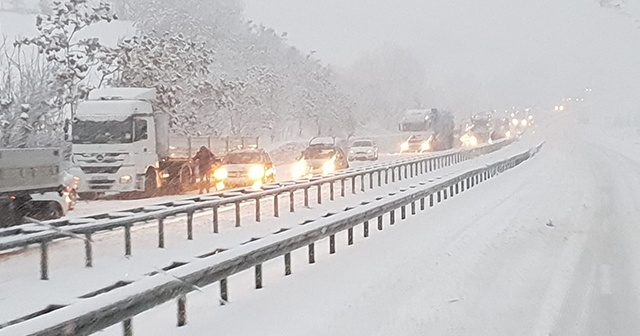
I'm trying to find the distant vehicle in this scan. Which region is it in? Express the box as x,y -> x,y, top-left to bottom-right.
213,148 -> 276,190
292,137 -> 349,179
0,148 -> 72,227
69,87 -> 258,199
400,134 -> 431,153
348,138 -> 378,161
461,113 -> 494,146
399,108 -> 455,151
491,117 -> 512,140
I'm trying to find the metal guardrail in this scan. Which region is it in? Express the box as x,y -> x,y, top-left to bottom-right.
0,142 -> 543,336
0,140 -> 512,281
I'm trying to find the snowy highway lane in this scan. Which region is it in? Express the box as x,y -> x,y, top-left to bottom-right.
95,112 -> 640,336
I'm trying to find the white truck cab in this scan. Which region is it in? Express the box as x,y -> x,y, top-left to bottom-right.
70,88 -> 166,198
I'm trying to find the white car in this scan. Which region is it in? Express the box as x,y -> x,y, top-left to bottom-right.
348,139 -> 379,161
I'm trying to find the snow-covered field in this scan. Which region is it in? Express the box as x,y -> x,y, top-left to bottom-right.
48,103 -> 640,336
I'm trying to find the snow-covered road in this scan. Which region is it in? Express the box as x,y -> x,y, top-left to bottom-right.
92,108 -> 640,336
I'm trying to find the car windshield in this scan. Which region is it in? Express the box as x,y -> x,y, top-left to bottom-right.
72,118 -> 133,144
352,140 -> 373,147
222,152 -> 263,164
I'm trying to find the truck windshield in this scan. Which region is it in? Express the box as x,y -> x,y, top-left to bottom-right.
223,152 -> 263,164
72,119 -> 134,144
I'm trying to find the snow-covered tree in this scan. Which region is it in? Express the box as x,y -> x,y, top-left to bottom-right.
15,0 -> 118,119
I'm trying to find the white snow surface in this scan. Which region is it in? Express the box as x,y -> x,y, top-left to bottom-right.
85,108 -> 640,335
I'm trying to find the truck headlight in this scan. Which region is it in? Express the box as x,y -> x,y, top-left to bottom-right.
401,142 -> 409,152
248,165 -> 265,180
421,141 -> 430,151
322,161 -> 335,175
214,167 -> 228,180
120,175 -> 132,184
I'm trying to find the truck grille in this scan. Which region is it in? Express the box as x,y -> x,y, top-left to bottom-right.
81,167 -> 120,174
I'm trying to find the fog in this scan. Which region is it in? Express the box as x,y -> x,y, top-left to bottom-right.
243,0 -> 640,113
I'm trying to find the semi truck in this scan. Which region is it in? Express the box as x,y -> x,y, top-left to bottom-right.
69,88 -> 258,199
399,108 -> 455,151
0,148 -> 72,227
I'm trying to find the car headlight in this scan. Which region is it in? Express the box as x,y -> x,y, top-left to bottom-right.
349,149 -> 355,154
469,136 -> 478,146
511,118 -> 519,126
120,175 -> 132,184
366,149 -> 373,153
421,141 -> 430,151
248,165 -> 265,180
322,161 -> 335,175
291,161 -> 307,179
401,142 -> 409,151
214,167 -> 228,180
521,119 -> 528,127
505,130 -> 512,138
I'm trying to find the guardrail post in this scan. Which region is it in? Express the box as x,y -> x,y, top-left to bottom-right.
273,194 -> 280,217
330,182 -> 335,200
377,170 -> 382,187
329,234 -> 336,254
123,318 -> 133,336
235,202 -> 241,227
289,190 -> 295,212
220,278 -> 228,303
186,211 -> 194,240
308,243 -> 315,264
369,172 -> 374,189
83,233 -> 93,268
360,174 -> 365,192
125,224 -> 132,257
158,217 -> 165,248
317,184 -> 322,204
390,210 -> 396,225
177,295 -> 187,327
430,193 -> 434,207
377,215 -> 383,230
284,253 -> 292,275
363,220 -> 369,237
391,167 -> 396,183
255,197 -> 261,222
401,205 -> 406,220
437,190 -> 442,203
455,182 -> 460,195
255,264 -> 263,289
385,169 -> 389,184
304,188 -> 309,207
212,205 -> 219,233
341,178 -> 346,197
348,227 -> 354,245
420,197 -> 425,211
351,177 -> 356,194
399,166 -> 404,181
411,201 -> 416,215
40,241 -> 49,280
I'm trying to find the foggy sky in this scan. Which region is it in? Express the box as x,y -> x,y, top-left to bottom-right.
242,0 -> 640,111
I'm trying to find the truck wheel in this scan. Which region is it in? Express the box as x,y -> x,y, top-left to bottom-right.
78,192 -> 98,201
145,169 -> 159,197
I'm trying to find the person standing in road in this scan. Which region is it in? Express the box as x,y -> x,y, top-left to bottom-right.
193,146 -> 216,194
